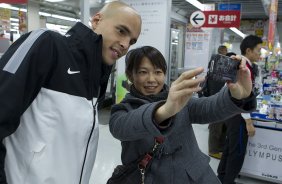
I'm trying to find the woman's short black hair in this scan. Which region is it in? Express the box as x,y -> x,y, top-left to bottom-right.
125,46 -> 167,80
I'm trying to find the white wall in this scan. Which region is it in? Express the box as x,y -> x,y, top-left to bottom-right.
230,41 -> 241,55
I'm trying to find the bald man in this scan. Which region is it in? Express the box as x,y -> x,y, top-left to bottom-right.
0,2 -> 141,184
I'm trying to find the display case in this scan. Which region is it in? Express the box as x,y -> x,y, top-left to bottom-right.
240,55 -> 282,183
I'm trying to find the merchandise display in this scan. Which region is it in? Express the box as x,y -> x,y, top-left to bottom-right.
250,55 -> 282,127
241,54 -> 282,184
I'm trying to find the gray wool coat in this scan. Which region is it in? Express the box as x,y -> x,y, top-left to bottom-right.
109,87 -> 256,184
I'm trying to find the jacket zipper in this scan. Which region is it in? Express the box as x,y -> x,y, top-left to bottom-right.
79,97 -> 99,184
79,42 -> 100,183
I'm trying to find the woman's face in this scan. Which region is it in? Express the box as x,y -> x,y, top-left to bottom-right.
131,57 -> 165,95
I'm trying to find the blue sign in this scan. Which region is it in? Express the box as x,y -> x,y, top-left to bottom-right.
218,3 -> 241,11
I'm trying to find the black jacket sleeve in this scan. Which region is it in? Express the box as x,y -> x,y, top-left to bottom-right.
0,30 -> 56,183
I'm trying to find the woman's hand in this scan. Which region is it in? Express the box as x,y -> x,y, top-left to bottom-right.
227,55 -> 252,100
154,67 -> 205,123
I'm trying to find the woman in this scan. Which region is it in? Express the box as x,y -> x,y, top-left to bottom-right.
109,46 -> 256,183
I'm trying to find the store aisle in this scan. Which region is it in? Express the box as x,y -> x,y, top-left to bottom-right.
90,124 -> 121,184
89,109 -> 274,184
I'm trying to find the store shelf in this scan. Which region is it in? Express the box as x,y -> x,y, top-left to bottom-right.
237,174 -> 280,184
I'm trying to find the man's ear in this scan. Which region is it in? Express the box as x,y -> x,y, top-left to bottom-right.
91,13 -> 102,30
246,48 -> 252,55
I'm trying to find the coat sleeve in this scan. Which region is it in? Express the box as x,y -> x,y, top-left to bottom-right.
0,30 -> 56,183
109,101 -> 171,141
186,87 -> 256,124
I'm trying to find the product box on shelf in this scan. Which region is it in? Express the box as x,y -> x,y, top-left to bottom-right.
276,123 -> 282,129
252,104 -> 282,123
253,119 -> 277,128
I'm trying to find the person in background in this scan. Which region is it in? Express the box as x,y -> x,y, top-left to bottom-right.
207,45 -> 228,159
218,45 -> 228,55
217,35 -> 262,184
0,2 -> 141,184
0,31 -> 10,54
109,46 -> 256,183
0,31 -> 4,39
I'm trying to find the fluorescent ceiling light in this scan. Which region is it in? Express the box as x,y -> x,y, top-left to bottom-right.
19,8 -> 27,12
52,14 -> 78,22
230,27 -> 246,38
10,18 -> 19,22
11,22 -> 19,26
45,0 -> 65,2
2,4 -> 77,22
186,0 -> 204,11
0,3 -> 19,11
0,4 -> 26,12
39,12 -> 51,17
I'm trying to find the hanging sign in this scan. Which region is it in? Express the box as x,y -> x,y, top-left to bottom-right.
203,10 -> 241,28
190,10 -> 241,28
218,3 -> 241,11
0,8 -> 11,31
190,11 -> 205,28
268,0 -> 278,50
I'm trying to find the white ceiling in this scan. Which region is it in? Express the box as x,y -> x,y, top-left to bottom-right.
6,0 -> 282,29
172,0 -> 282,19
27,0 -> 282,20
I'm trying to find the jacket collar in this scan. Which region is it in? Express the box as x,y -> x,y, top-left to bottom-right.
65,22 -> 101,41
242,55 -> 252,67
66,22 -> 112,100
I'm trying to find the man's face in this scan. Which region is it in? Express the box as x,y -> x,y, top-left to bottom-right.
218,48 -> 227,55
91,8 -> 141,65
247,44 -> 262,62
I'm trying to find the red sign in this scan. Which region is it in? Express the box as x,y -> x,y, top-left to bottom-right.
0,0 -> 27,3
268,0 -> 278,50
202,11 -> 241,28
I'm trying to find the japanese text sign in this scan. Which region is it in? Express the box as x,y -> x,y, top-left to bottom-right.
190,10 -> 241,28
203,11 -> 241,28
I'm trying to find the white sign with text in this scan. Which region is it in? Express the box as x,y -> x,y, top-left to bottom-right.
241,128 -> 282,183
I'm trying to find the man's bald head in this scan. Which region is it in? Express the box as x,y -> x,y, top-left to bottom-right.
99,1 -> 141,20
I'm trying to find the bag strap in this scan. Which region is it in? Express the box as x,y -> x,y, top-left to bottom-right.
138,136 -> 164,184
138,136 -> 164,170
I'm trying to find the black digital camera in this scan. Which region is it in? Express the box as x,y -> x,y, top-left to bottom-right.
208,54 -> 240,83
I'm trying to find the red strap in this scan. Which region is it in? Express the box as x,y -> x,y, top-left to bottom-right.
138,154 -> 152,169
138,136 -> 164,169
155,136 -> 164,144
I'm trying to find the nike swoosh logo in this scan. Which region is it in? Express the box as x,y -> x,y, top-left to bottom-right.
67,68 -> 80,74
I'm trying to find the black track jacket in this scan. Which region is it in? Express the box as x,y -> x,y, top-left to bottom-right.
0,22 -> 112,184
